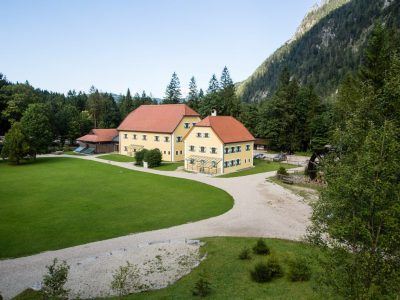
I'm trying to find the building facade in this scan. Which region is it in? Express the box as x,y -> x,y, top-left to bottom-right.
118,104 -> 201,162
184,115 -> 255,175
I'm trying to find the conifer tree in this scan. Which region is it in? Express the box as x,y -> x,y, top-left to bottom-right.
187,76 -> 199,111
163,72 -> 181,104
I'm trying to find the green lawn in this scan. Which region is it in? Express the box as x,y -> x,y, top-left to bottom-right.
97,154 -> 183,171
153,162 -> 184,171
218,159 -> 296,178
121,237 -> 322,299
0,158 -> 233,258
97,153 -> 136,162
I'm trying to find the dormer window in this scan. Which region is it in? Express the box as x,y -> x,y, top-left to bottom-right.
184,123 -> 190,129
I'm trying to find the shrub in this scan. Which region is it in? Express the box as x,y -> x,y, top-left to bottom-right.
144,148 -> 162,168
239,247 -> 251,260
42,258 -> 70,299
287,257 -> 312,282
253,239 -> 270,255
134,149 -> 148,166
192,275 -> 212,297
110,261 -> 143,296
251,257 -> 283,283
277,166 -> 288,176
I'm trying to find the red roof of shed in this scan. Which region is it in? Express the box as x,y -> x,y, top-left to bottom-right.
117,104 -> 199,133
77,129 -> 118,143
195,116 -> 255,144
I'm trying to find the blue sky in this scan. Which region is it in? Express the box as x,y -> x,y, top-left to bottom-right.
1,0 -> 317,97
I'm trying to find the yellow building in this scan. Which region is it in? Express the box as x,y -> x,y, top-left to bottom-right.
117,104 -> 201,162
184,115 -> 255,175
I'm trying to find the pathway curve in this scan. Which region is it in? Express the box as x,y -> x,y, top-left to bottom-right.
0,155 -> 311,298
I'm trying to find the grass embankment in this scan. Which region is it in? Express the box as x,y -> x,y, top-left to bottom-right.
97,154 -> 183,171
97,153 -> 136,162
0,158 -> 233,258
123,237 -> 322,299
218,159 -> 296,178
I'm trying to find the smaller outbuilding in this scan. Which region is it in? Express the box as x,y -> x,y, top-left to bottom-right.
76,129 -> 119,154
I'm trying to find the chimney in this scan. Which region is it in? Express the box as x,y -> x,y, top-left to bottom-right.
211,109 -> 217,116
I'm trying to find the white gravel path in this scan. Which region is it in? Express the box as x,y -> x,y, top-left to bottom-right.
0,155 -> 311,299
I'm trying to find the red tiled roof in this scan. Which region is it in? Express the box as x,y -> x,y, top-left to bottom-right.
195,116 -> 255,144
77,129 -> 118,143
117,104 -> 200,133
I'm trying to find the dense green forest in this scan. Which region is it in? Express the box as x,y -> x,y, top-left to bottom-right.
237,0 -> 400,103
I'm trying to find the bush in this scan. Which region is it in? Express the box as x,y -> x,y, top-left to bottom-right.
42,258 -> 70,299
192,275 -> 212,297
239,247 -> 251,260
277,166 -> 288,176
134,149 -> 148,166
144,148 -> 162,168
253,239 -> 270,255
251,257 -> 283,283
110,261 -> 144,296
287,257 -> 312,282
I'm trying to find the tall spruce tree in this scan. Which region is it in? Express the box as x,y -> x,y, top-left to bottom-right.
187,76 -> 199,111
163,72 -> 181,104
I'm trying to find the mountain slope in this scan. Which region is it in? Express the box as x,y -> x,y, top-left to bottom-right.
237,0 -> 400,103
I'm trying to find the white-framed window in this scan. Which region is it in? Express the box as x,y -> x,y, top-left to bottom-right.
224,161 -> 228,168
189,145 -> 195,152
196,132 -> 202,138
168,151 -> 170,154
204,133 -> 209,138
231,160 -> 235,166
236,159 -> 241,165
211,161 -> 217,168
246,144 -> 251,151
124,146 -> 127,151
124,134 -> 128,139
192,122 -> 196,127
164,136 -> 170,142
236,146 -> 241,152
176,136 -> 182,142
200,146 -> 206,153
154,136 -> 159,142
133,148 -> 136,152
176,150 -> 179,155
142,135 -> 147,140
184,123 -> 190,129
224,147 -> 229,154
200,159 -> 205,165
211,147 -> 217,154
133,134 -> 137,140
231,146 -> 235,153
180,150 -> 182,154
189,159 -> 195,164
163,150 -> 166,154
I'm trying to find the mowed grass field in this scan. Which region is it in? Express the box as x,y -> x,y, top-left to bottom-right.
121,237 -> 322,300
218,159 -> 296,178
0,158 -> 233,258
97,154 -> 183,171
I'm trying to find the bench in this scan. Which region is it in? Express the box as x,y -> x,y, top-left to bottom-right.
278,175 -> 294,184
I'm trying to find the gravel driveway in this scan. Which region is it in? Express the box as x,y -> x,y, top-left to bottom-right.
0,155 -> 311,299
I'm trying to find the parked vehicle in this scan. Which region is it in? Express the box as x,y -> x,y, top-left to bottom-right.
273,153 -> 287,162
253,153 -> 264,159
